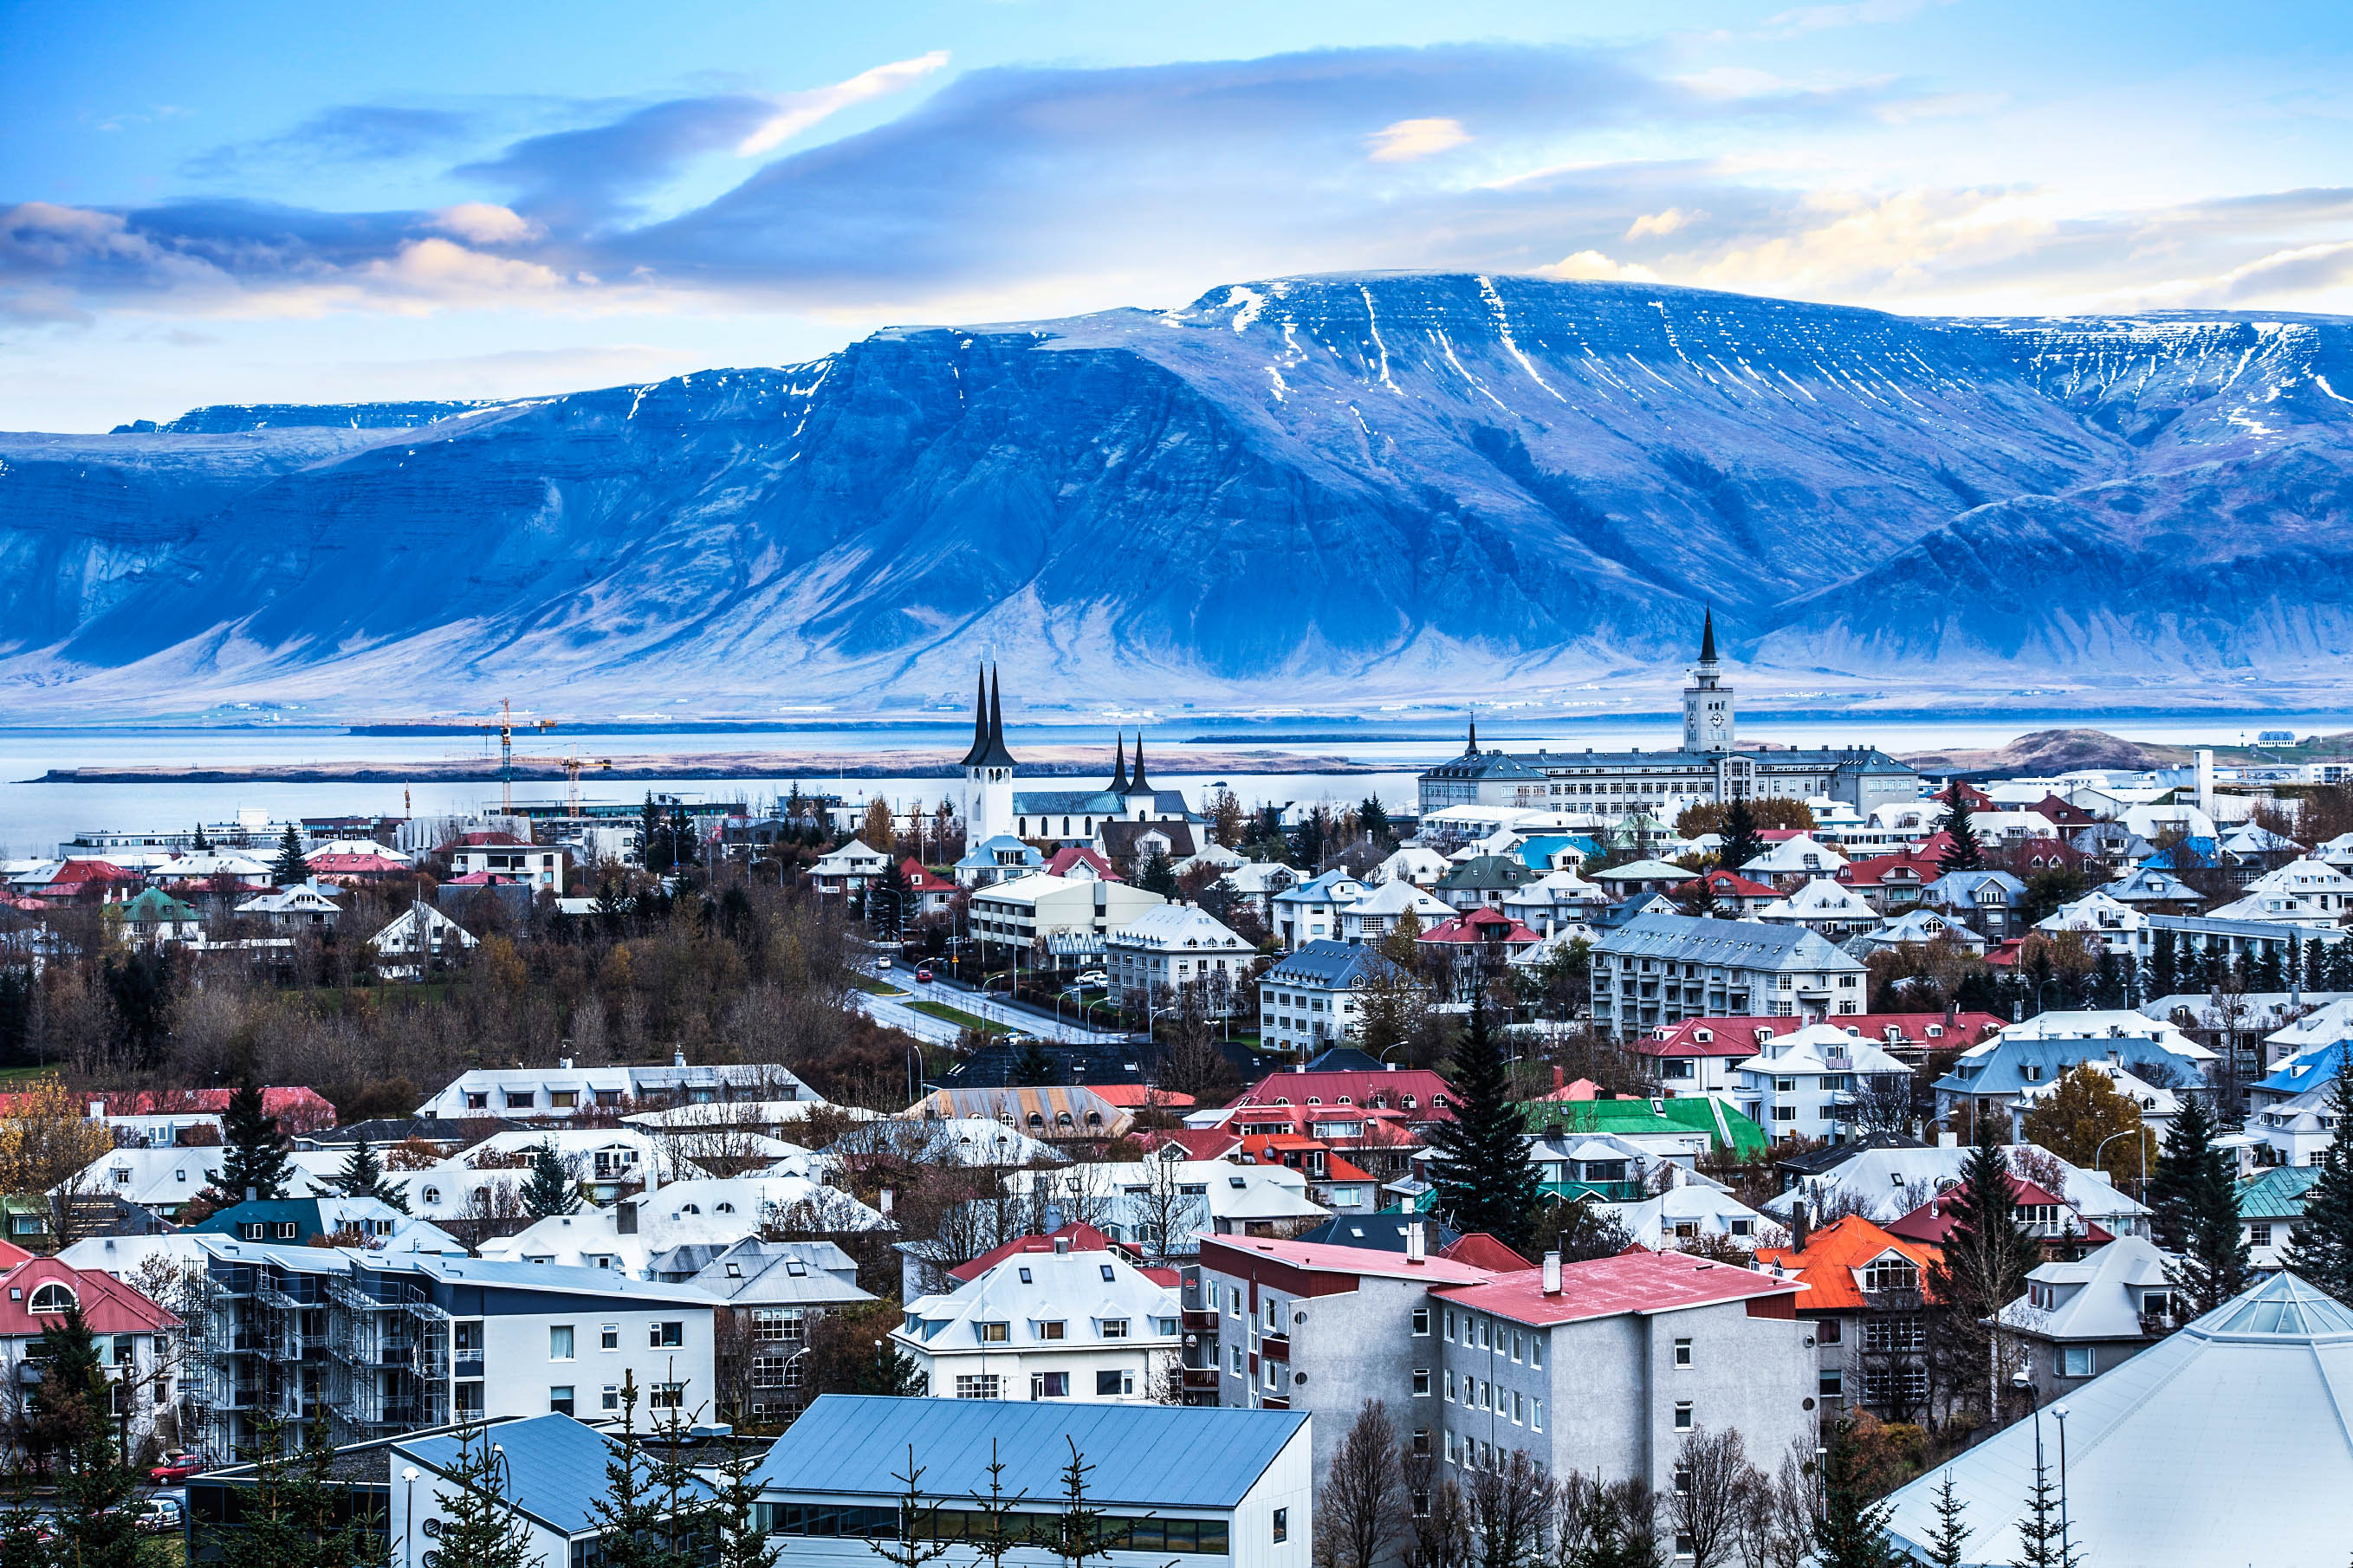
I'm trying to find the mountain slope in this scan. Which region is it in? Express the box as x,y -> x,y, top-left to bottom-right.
3,275 -> 2350,716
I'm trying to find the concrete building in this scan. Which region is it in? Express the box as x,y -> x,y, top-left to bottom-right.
1269,870 -> 1367,949
1256,940 -> 1415,1056
969,872 -> 1166,958
896,1243 -> 1182,1403
1732,1020 -> 1911,1144
414,1058 -> 817,1122
1995,1235 -> 2181,1403
391,1412 -> 707,1568
1590,914 -> 1870,1037
1106,904 -> 1251,1016
0,1255 -> 183,1456
1753,1215 -> 1938,1421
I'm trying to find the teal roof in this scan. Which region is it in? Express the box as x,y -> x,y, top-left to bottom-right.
1514,1095 -> 1768,1158
2240,1165 -> 2324,1221
399,1414 -> 704,1535
749,1395 -> 1305,1509
186,1199 -> 330,1237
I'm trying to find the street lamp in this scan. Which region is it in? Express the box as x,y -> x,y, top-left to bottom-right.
400,1466 -> 418,1568
2094,1125 -> 2149,1195
2052,1403 -> 2072,1562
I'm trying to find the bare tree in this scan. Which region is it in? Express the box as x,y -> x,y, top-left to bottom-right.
1734,1442 -> 1818,1568
1466,1449 -> 1556,1568
1400,1455 -> 1468,1568
1133,1150 -> 1208,1264
1317,1400 -> 1406,1568
1670,1428 -> 1754,1568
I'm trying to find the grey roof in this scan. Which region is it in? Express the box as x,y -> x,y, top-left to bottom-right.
748,1395 -> 1306,1508
1934,1036 -> 2188,1098
1295,1212 -> 1465,1253
2144,911 -> 2345,944
1014,788 -> 1125,815
1925,869 -> 2026,899
1593,913 -> 1865,971
1267,939 -> 1404,990
1882,1272 -> 2353,1568
680,1239 -> 875,1306
1422,748 -> 1548,781
398,1413 -> 711,1535
1435,855 -> 1534,891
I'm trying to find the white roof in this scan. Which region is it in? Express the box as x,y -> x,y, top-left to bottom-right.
1756,877 -> 1877,923
1601,1185 -> 1772,1249
1734,1021 -> 1909,1076
479,1175 -> 887,1273
1885,1273 -> 2353,1568
1107,902 -> 1248,951
73,1146 -> 346,1209
1979,1009 -> 2214,1061
2013,1062 -> 2179,1118
898,1248 -> 1179,1355
1997,1234 -> 2171,1339
2265,998 -> 2353,1053
1348,879 -> 1455,917
1762,1144 -> 2149,1225
1737,836 -> 1851,874
1373,846 -> 1452,884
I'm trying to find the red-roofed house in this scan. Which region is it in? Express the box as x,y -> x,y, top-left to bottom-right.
1837,848 -> 1948,913
306,851 -> 412,886
1417,908 -> 1540,1000
1670,869 -> 1779,915
10,1085 -> 341,1135
0,1256 -> 182,1448
1086,1085 -> 1197,1111
38,859 -> 142,904
1884,1176 -> 2110,1257
1639,1013 -> 2001,1090
1234,1133 -> 1378,1213
1042,846 -> 1121,883
1753,1214 -> 1939,1420
2027,794 -> 2101,830
1436,1234 -> 1535,1273
898,859 -> 957,917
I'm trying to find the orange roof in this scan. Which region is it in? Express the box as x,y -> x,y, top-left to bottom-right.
1437,1233 -> 1536,1272
1088,1085 -> 1196,1109
1325,1152 -> 1374,1182
1751,1215 -> 1941,1312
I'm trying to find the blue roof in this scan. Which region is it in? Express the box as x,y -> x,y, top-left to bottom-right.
399,1414 -> 710,1535
2144,836 -> 2221,870
749,1395 -> 1306,1508
1267,939 -> 1402,989
2240,1166 -> 2324,1220
2257,1042 -> 2353,1098
1934,1036 -> 2183,1096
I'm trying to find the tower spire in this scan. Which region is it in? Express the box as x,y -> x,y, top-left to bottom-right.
1468,709 -> 1479,754
1129,732 -> 1151,794
1111,731 -> 1129,791
958,663 -> 989,768
1700,606 -> 1718,665
989,665 -> 1005,752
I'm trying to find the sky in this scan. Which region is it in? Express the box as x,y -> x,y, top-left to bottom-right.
6,0 -> 2353,431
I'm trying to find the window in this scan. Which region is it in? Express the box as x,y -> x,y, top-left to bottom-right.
1101,1319 -> 1129,1339
1676,1532 -> 1696,1558
979,1322 -> 1009,1344
1231,1345 -> 1243,1375
601,1325 -> 619,1351
1033,1371 -> 1070,1399
423,1186 -> 442,1206
550,1325 -> 575,1360
1413,1369 -> 1431,1397
1674,1402 -> 1693,1430
956,1374 -> 1001,1399
602,1384 -> 621,1411
1273,1509 -> 1288,1545
1037,1320 -> 1066,1340
2251,1221 -> 2273,1248
1097,1369 -> 1134,1396
549,1386 -> 575,1416
1673,1338 -> 1692,1368
1018,1267 -> 1033,1284
1773,1106 -> 1797,1123
1100,1264 -> 1117,1282
456,1383 -> 485,1417
650,1383 -> 685,1410
651,1321 -> 684,1348
1443,1309 -> 1455,1341
1819,1370 -> 1844,1404
1863,1316 -> 1927,1353
1412,1306 -> 1430,1336
1817,1318 -> 1842,1345
505,1092 -> 535,1109
1862,1258 -> 1919,1294
1532,1399 -> 1543,1432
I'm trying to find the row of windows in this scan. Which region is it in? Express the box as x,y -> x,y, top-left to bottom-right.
547,1323 -> 683,1358
546,1382 -> 683,1416
1441,1309 -> 1546,1367
757,1505 -> 1234,1553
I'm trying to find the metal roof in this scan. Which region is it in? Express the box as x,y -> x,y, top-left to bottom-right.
397,1413 -> 710,1536
747,1395 -> 1305,1508
1593,913 -> 1864,971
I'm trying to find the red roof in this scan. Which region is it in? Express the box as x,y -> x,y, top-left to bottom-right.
5,1085 -> 340,1132
441,870 -> 522,886
1752,1215 -> 1940,1312
308,852 -> 408,874
1884,1178 -> 2110,1248
1433,1249 -> 1799,1325
1637,1013 -> 2003,1059
1201,1232 -> 1498,1284
1138,1128 -> 1241,1160
51,859 -> 139,884
2027,794 -> 2100,827
0,1240 -> 32,1271
0,1258 -> 179,1338
1418,909 -> 1540,945
449,832 -> 530,848
1087,1085 -> 1196,1109
1438,1234 -> 1536,1272
1837,846 -> 1948,889
1233,1068 -> 1457,1121
1044,846 -> 1121,881
947,1223 -> 1138,1283
1675,869 -> 1778,900
898,859 -> 955,891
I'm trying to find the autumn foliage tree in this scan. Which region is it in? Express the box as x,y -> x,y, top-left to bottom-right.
2019,1065 -> 2155,1183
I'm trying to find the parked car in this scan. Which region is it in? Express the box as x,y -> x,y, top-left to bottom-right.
1076,969 -> 1108,988
913,967 -> 934,983
149,1453 -> 203,1485
135,1498 -> 183,1534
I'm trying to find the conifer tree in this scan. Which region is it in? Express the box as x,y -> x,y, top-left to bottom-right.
1936,783 -> 1987,873
1927,1129 -> 2038,1419
871,1446 -> 952,1568
963,1440 -> 1034,1568
1044,1441 -> 1118,1568
325,1136 -> 410,1214
1010,1035 -> 1060,1087
1138,848 -> 1180,899
1715,798 -> 1764,875
591,1372 -> 692,1568
2285,1068 -> 2353,1302
711,1414 -> 781,1568
271,824 -> 311,887
212,1411 -> 382,1568
1811,1418 -> 1900,1568
1423,1002 -> 1540,1257
431,1422 -> 538,1568
2148,1091 -> 2249,1314
2010,1448 -> 2074,1568
215,1079 -> 294,1203
192,822 -> 213,853
2147,927 -> 2180,1001
522,1141 -> 581,1217
1921,1471 -> 1970,1568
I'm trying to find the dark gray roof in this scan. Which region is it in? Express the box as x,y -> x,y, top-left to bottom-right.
1594,913 -> 1865,970
1436,855 -> 1535,891
1267,939 -> 1404,990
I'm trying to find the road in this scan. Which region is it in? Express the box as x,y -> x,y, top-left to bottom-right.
852,968 -> 1132,1046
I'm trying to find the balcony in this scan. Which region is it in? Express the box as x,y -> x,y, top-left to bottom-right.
1258,1335 -> 1289,1364
1257,1395 -> 1291,1411
1181,1308 -> 1219,1333
1181,1368 -> 1220,1393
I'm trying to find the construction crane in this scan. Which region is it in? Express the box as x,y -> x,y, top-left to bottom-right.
403,698 -> 557,813
509,748 -> 615,816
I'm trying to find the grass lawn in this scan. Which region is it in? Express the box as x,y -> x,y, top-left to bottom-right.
847,973 -> 909,997
0,1065 -> 56,1085
909,1000 -> 1012,1034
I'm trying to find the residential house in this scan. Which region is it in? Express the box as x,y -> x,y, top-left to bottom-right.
1416,908 -> 1543,999
811,839 -> 891,897
898,857 -> 959,916
1832,851 -> 1946,915
1599,1174 -> 1772,1251
1433,855 -> 1536,912
953,833 -> 1044,890
1734,1021 -> 1912,1143
1337,878 -> 1455,943
904,1085 -> 1136,1144
968,872 -> 1166,963
415,1058 -> 816,1122
0,1256 -> 183,1454
998,1158 -> 1326,1254
747,1396 -> 1311,1568
1373,846 -> 1453,888
73,1145 -> 347,1223
1589,914 -> 1870,1036
1670,869 -> 1781,916
233,880 -> 345,931
1257,940 -> 1416,1056
1739,834 -> 1851,886
1997,1235 -> 2178,1402
116,887 -> 204,947
671,1237 -> 874,1424
2239,1166 -> 2320,1268
1754,878 -> 1881,940
1762,1144 -> 2150,1238
2211,857 -> 2353,923
1844,907 -> 1990,961
1922,869 -> 2030,939
1934,1034 -> 2203,1137
1269,871 -> 1366,949
365,899 -> 479,978
2011,1059 -> 2181,1144
474,1177 -> 885,1273
1106,904 -> 1252,1016
895,1243 -> 1182,1403
1884,1175 -> 2112,1260
1753,1215 -> 1938,1421
2102,863 -> 2205,913
185,1196 -> 464,1254
1588,859 -> 1702,900
1513,1096 -> 1770,1166
1500,869 -> 1611,936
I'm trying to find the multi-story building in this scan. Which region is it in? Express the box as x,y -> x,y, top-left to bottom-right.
1256,940 -> 1415,1055
1269,871 -> 1367,949
413,1055 -> 817,1122
0,1256 -> 184,1456
188,1241 -> 719,1460
1753,1215 -> 1939,1422
1106,904 -> 1252,1016
896,1242 -> 1183,1403
1590,914 -> 1870,1037
670,1238 -> 875,1426
1732,1021 -> 1913,1143
968,872 -> 1166,960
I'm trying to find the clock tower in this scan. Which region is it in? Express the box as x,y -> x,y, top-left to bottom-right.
1682,609 -> 1734,753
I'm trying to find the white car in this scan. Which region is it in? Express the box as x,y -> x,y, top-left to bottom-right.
873,956 -> 893,971
1075,969 -> 1108,988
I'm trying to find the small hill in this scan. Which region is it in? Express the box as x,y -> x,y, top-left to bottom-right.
1898,728 -> 2190,777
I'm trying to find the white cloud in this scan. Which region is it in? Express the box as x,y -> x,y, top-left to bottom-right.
1536,249 -> 1662,282
1680,186 -> 2059,300
1364,117 -> 1472,163
736,51 -> 950,157
429,202 -> 541,245
1627,207 -> 1702,239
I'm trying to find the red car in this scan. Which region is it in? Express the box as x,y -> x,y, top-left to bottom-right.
913,968 -> 934,983
149,1453 -> 203,1485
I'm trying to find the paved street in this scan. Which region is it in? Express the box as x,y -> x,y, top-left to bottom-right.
851,966 -> 1131,1046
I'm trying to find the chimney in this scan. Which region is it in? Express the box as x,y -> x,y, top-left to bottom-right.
1053,1234 -> 1071,1254
879,1188 -> 895,1215
1385,1061 -> 1397,1072
559,1056 -> 574,1071
1542,1250 -> 1562,1295
1792,1202 -> 1810,1252
1939,1129 -> 1960,1149
88,1101 -> 104,1119
1406,1221 -> 1426,1264
246,1187 -> 257,1205
1552,1066 -> 1565,1092
672,1048 -> 688,1068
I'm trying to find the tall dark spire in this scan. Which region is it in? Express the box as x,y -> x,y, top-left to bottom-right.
957,663 -> 990,767
1699,606 -> 1718,664
1111,731 -> 1129,791
966,663 -> 1017,768
1468,711 -> 1479,754
1127,732 -> 1151,794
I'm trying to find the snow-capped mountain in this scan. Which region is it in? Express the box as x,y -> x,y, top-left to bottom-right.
4,273 -> 2350,716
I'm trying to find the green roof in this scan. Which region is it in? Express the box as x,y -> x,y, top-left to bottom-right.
1513,1095 -> 1767,1158
118,887 -> 198,922
2239,1166 -> 2324,1221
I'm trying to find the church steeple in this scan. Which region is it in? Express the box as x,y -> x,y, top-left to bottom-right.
1682,610 -> 1734,753
1699,606 -> 1718,666
957,664 -> 989,767
1468,711 -> 1479,754
1126,733 -> 1152,794
962,663 -> 1016,769
1110,731 -> 1129,791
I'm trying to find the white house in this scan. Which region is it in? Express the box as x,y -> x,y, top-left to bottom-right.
476,1176 -> 886,1274
1599,1170 -> 1774,1251
1373,846 -> 1452,888
810,838 -> 890,898
1501,868 -> 1610,936
998,1157 -> 1328,1255
1754,877 -> 1881,939
2211,858 -> 2353,923
72,1145 -> 347,1221
1336,878 -> 1454,943
1739,835 -> 1851,881
1256,940 -> 1416,1055
1268,871 -> 1366,949
1106,904 -> 1253,1015
967,872 -> 1166,956
415,1057 -> 818,1122
233,880 -> 345,930
894,1243 -> 1183,1403
365,899 -> 479,978
1732,1021 -> 1911,1142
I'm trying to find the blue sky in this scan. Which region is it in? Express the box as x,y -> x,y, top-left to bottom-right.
6,0 -> 2352,430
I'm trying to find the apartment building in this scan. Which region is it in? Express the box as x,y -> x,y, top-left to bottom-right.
1591,915 -> 1870,1037
188,1240 -> 718,1460
1106,904 -> 1252,1014
414,1056 -> 817,1121
1256,941 -> 1414,1055
895,1243 -> 1183,1403
1732,1021 -> 1913,1143
967,871 -> 1166,956
0,1257 -> 183,1455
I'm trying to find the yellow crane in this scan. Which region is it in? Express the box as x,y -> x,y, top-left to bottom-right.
409,698 -> 556,813
509,748 -> 615,816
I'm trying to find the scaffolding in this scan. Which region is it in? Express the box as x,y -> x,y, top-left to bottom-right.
325,1272 -> 451,1441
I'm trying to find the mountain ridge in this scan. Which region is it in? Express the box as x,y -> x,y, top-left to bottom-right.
4,272 -> 2351,718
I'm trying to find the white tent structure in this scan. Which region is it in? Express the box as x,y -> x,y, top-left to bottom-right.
1883,1271 -> 2353,1566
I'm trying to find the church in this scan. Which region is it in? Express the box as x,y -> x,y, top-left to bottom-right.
1416,612 -> 1917,822
957,668 -> 1206,852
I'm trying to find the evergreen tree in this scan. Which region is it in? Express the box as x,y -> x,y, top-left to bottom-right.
1138,849 -> 1180,899
2284,1069 -> 2353,1302
522,1142 -> 581,1217
270,824 -> 310,887
2148,1091 -> 2250,1314
589,1372 -> 694,1568
1044,1441 -> 1119,1568
2148,927 -> 2180,1001
871,1446 -> 953,1568
326,1137 -> 409,1213
1360,797 -> 1393,846
1010,1035 -> 1060,1087
431,1422 -> 538,1568
1715,798 -> 1765,874
192,822 -> 214,853
871,858 -> 912,944
1936,782 -> 1987,873
1422,1004 -> 1541,1257
215,1079 -> 294,1202
211,1411 -> 382,1568
855,1335 -> 927,1397
2010,1448 -> 2074,1568
641,793 -> 675,875
1927,1129 -> 2038,1419
710,1416 -> 781,1568
1921,1471 -> 1971,1568
1811,1418 -> 1901,1568
34,1302 -> 143,1565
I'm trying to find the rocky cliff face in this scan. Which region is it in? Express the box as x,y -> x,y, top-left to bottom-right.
4,275 -> 2350,715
